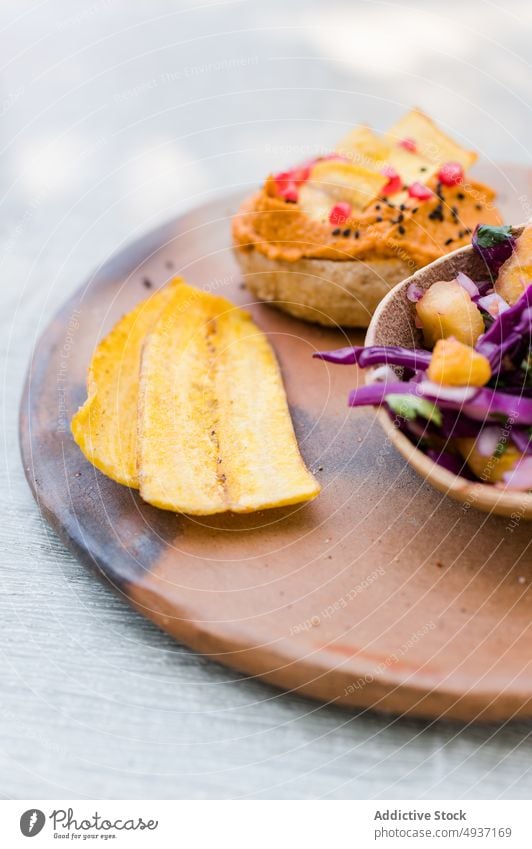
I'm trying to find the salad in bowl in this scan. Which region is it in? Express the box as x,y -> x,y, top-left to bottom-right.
315,223 -> 532,515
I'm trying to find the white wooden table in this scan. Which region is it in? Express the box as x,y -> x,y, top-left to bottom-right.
2,0 -> 531,799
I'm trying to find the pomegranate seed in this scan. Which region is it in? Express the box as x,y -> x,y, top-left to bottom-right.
291,164 -> 312,184
438,161 -> 464,186
274,172 -> 299,202
381,166 -> 402,196
280,182 -> 299,202
329,202 -> 352,226
290,158 -> 319,184
408,182 -> 433,201
274,171 -> 291,187
398,137 -> 417,153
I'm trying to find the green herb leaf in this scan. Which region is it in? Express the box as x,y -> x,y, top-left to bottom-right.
493,439 -> 508,459
385,394 -> 442,426
474,224 -> 513,249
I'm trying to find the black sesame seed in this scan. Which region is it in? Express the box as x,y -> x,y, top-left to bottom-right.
457,192 -> 465,200
375,204 -> 381,210
342,228 -> 351,237
142,278 -> 152,288
354,230 -> 360,239
376,216 -> 383,223
332,228 -> 341,236
475,203 -> 483,210
444,237 -> 453,246
420,166 -> 428,172
399,203 -> 406,211
451,206 -> 458,215
398,225 -> 405,235
397,212 -> 404,223
428,205 -> 444,222
412,207 -> 418,214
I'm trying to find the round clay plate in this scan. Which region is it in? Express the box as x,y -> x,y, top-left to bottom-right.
20,165 -> 532,722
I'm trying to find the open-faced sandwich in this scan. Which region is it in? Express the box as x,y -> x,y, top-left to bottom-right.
315,223 -> 532,491
233,109 -> 501,328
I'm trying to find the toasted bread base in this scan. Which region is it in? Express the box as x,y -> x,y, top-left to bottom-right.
234,249 -> 414,328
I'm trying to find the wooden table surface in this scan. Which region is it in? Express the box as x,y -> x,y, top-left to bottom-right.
2,0 -> 532,799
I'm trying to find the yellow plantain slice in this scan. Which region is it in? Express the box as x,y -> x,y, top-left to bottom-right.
335,122 -> 437,201
138,284 -> 320,514
71,277 -> 183,487
335,125 -> 391,169
386,145 -> 436,188
385,108 -> 477,172
295,182 -> 334,222
138,288 -> 227,514
213,301 -> 321,512
299,160 -> 388,218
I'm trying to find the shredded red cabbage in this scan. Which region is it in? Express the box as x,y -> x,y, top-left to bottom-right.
313,254 -> 532,488
456,271 -> 479,298
426,449 -> 467,476
347,381 -> 532,425
313,217 -> 530,490
314,345 -> 431,370
511,429 -> 532,455
475,286 -> 532,372
406,282 -> 425,303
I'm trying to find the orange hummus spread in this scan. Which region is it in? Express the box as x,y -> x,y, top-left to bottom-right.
233,175 -> 500,267
232,109 -> 501,270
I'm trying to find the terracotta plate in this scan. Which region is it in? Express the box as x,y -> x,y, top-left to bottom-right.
20,166 -> 532,722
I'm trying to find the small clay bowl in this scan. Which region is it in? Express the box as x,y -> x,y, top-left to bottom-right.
365,225 -> 532,519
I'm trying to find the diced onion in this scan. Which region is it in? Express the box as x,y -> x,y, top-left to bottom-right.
456,271 -> 480,298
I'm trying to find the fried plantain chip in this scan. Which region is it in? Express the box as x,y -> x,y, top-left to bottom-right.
334,121 -> 436,204
138,284 -> 320,514
385,108 -> 477,172
386,145 -> 434,189
299,160 -> 388,218
335,125 -> 391,169
71,277 -> 183,487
